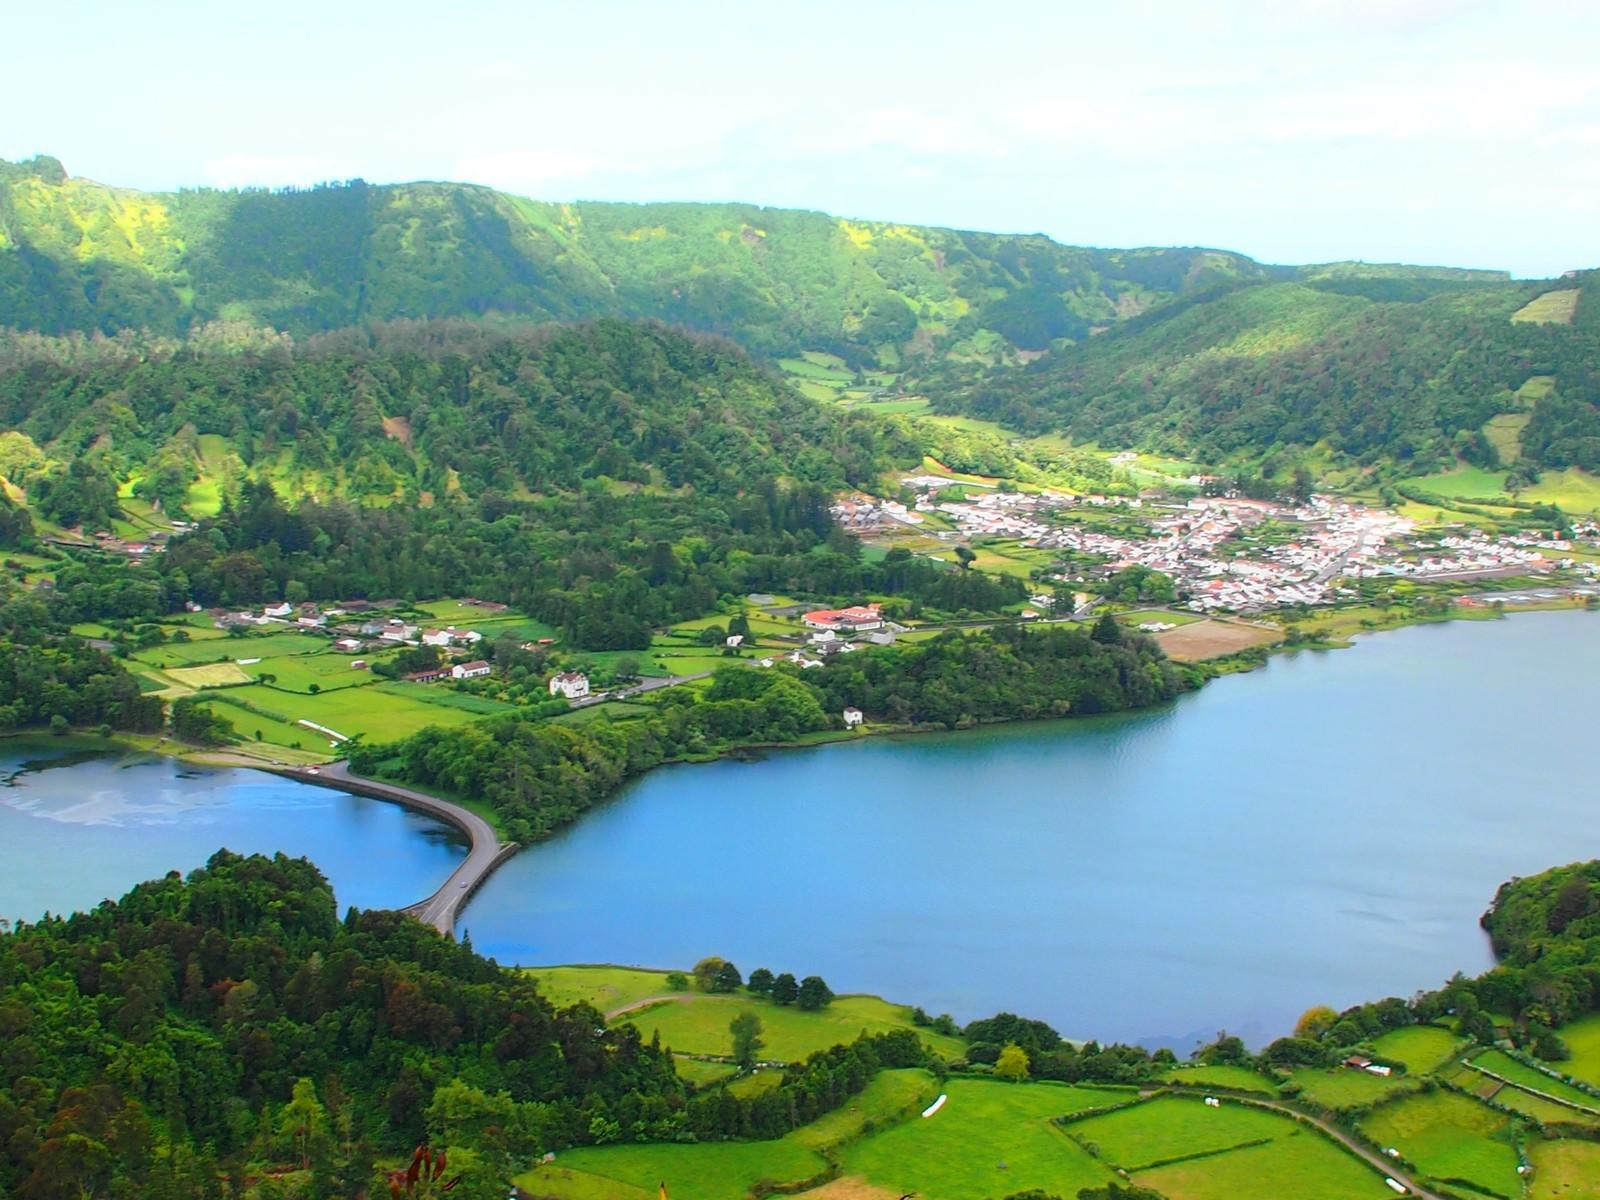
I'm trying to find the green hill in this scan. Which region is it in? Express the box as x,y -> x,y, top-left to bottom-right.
0,154 -> 1286,362
937,272 -> 1600,477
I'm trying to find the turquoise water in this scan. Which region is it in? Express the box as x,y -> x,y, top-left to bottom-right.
460,611 -> 1600,1048
0,746 -> 465,922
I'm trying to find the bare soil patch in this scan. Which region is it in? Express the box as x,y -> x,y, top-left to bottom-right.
1155,619 -> 1280,662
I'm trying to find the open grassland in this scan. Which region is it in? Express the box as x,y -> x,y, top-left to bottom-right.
1288,1066 -> 1414,1110
1529,1137 -> 1600,1199
1358,1090 -> 1521,1199
1066,1096 -> 1288,1170
673,1057 -> 738,1087
204,682 -> 482,745
514,1070 -> 934,1200
1484,412 -> 1530,463
131,632 -> 329,667
1154,618 -> 1280,662
1159,1064 -> 1279,1094
163,662 -> 253,688
1472,1049 -> 1600,1111
522,965 -> 678,1014
1512,288 -> 1581,324
373,683 -> 518,716
838,1078 -> 1122,1200
1556,1013 -> 1600,1088
1135,1130 -> 1394,1200
1494,1087 -> 1600,1127
1370,1024 -> 1463,1073
621,993 -> 967,1063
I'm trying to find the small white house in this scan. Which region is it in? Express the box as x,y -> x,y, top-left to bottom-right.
726,634 -> 744,647
451,660 -> 492,680
549,671 -> 590,699
263,602 -> 293,619
842,706 -> 864,729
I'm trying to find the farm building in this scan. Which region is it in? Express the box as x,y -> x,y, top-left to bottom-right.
801,604 -> 884,633
451,660 -> 492,680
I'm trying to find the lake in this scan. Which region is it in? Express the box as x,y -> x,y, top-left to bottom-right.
461,610 -> 1600,1048
0,745 -> 465,923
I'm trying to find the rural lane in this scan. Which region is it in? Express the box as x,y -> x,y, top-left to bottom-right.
273,760 -> 519,937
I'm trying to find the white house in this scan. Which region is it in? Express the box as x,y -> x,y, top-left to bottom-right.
263,602 -> 293,619
451,660 -> 492,680
801,604 -> 883,633
842,706 -> 864,729
726,634 -> 744,647
549,671 -> 590,699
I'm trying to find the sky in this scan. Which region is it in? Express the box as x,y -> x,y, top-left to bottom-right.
5,0 -> 1598,277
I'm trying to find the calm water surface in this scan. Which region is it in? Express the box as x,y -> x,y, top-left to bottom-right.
463,611 -> 1600,1048
0,748 -> 465,921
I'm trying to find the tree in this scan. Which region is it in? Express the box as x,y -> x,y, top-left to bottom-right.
954,545 -> 976,570
277,1077 -> 329,1170
995,1042 -> 1031,1081
1293,1005 -> 1339,1041
747,967 -> 775,995
713,961 -> 743,993
796,975 -> 833,1011
771,972 -> 799,1005
730,1012 -> 764,1069
692,956 -> 728,992
1091,612 -> 1123,645
664,971 -> 689,991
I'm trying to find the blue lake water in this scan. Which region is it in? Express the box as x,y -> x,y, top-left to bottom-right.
0,747 -> 465,922
460,610 -> 1600,1049
4,611 -> 1598,1050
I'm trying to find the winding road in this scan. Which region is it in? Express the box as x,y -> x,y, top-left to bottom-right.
271,760 -> 518,937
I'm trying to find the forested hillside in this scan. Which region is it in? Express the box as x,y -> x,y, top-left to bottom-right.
938,274 -> 1600,476
0,154 -> 1293,361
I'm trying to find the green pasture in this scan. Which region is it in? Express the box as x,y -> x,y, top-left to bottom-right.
240,652 -> 377,691
1529,1137 -> 1600,1199
1472,1049 -> 1600,1111
1120,608 -> 1204,627
372,681 -> 517,715
522,965 -> 678,1014
210,682 -> 480,744
201,696 -> 328,754
726,1071 -> 782,1099
672,1057 -> 738,1088
1136,1129 -> 1393,1200
131,632 -> 328,667
1369,1024 -> 1462,1073
1512,288 -> 1580,324
1358,1089 -> 1520,1199
1067,1095 -> 1287,1170
165,662 -> 254,688
620,992 -> 966,1063
786,1068 -> 937,1151
1556,1014 -> 1600,1088
1483,412 -> 1529,463
1493,1087 -> 1600,1126
838,1077 -> 1122,1200
1159,1064 -> 1279,1094
1288,1066 -> 1413,1110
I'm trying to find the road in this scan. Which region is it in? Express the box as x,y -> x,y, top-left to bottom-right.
274,760 -> 518,937
569,671 -> 712,708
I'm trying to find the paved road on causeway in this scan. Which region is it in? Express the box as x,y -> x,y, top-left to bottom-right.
280,761 -> 517,937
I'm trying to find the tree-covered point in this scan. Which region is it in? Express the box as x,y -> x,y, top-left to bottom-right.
355,624 -> 1191,844
0,851 -> 935,1198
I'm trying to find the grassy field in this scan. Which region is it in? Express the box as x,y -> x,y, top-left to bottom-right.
1512,289 -> 1580,324
522,965 -> 680,1014
1483,412 -> 1529,463
1159,1064 -> 1279,1094
515,1069 -> 934,1200
1288,1066 -> 1414,1110
1358,1090 -> 1520,1198
1472,1049 -> 1600,1111
1556,1014 -> 1600,1088
200,682 -> 483,746
162,662 -> 252,688
1135,1130 -> 1394,1200
1067,1095 -> 1288,1170
620,993 -> 967,1062
1370,1024 -> 1463,1073
131,633 -> 330,667
672,1057 -> 738,1087
838,1078 -> 1122,1200
1529,1137 -> 1600,1199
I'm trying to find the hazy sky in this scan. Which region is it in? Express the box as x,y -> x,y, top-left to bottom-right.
7,0 -> 1597,276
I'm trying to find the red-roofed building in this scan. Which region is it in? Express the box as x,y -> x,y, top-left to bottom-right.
801,603 -> 883,633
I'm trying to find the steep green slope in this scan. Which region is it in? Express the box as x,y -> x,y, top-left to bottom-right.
941,276 -> 1600,476
0,155 -> 1278,360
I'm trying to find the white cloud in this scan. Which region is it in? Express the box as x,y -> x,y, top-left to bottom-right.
203,155 -> 359,188
451,149 -> 604,194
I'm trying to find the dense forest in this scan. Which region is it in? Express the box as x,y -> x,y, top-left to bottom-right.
0,155 -> 1284,364
935,275 -> 1600,475
356,622 -> 1193,843
0,852 -> 934,1199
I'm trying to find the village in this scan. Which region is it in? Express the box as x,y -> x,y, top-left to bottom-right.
835,479 -> 1599,616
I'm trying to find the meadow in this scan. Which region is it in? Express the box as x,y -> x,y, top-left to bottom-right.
1529,1137 -> 1600,1199
1369,1024 -> 1462,1073
619,992 -> 967,1063
1134,1130 -> 1394,1200
1556,1013 -> 1600,1087
1357,1090 -> 1521,1198
1471,1049 -> 1600,1111
1158,1064 -> 1279,1094
1287,1066 -> 1413,1110
1066,1096 -> 1288,1170
836,1078 -> 1123,1200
